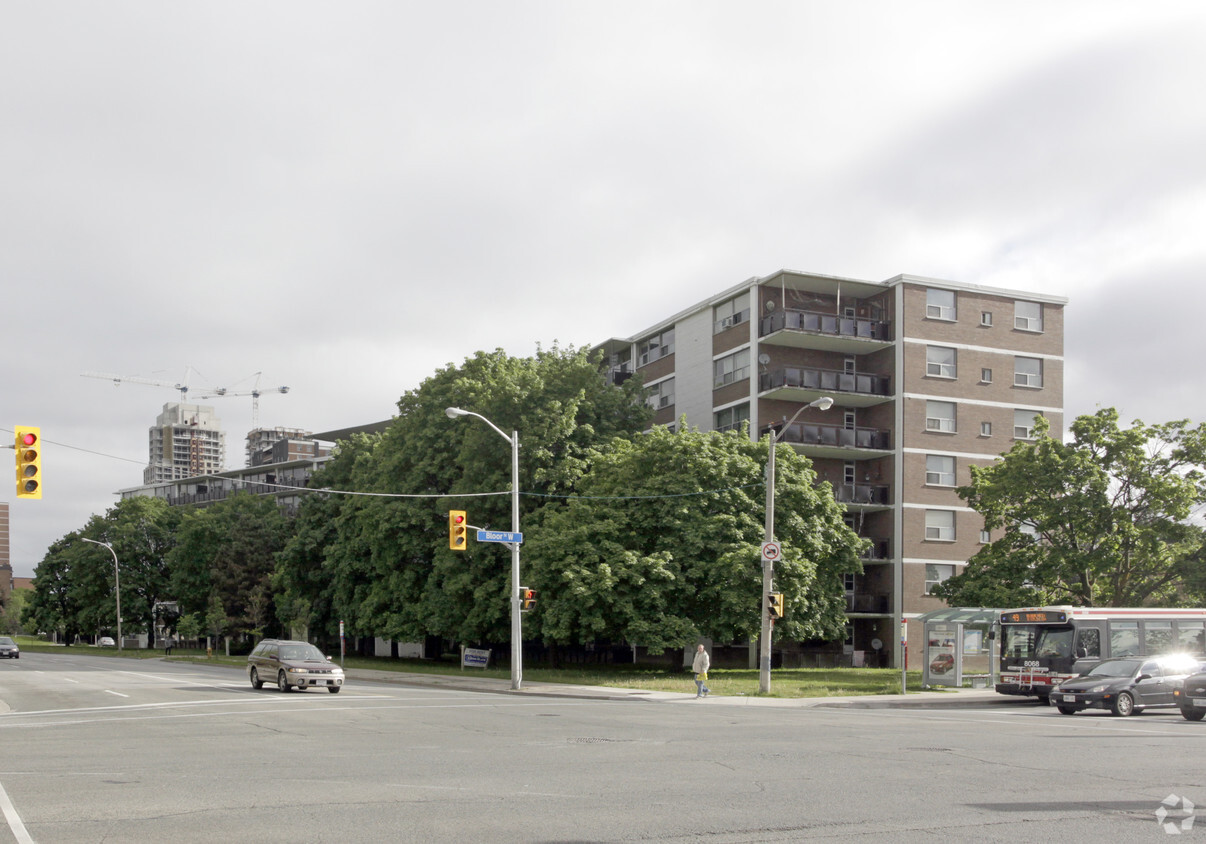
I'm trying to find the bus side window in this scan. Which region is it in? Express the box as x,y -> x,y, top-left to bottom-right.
1075,628 -> 1100,659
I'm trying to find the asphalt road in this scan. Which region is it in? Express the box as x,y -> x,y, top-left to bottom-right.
2,652 -> 1205,842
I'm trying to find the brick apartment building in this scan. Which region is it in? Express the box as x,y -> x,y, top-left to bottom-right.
596,269 -> 1066,667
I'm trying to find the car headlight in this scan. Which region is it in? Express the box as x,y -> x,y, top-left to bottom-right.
1088,684 -> 1108,694
288,667 -> 308,674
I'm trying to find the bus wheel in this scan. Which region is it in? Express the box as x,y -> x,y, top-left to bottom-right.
1111,692 -> 1135,717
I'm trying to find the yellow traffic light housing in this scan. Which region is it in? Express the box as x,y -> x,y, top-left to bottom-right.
449,510 -> 467,550
520,587 -> 537,612
768,592 -> 784,619
15,426 -> 42,499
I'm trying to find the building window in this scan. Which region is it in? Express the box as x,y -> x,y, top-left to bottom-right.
638,328 -> 675,366
979,529 -> 991,544
646,377 -> 675,410
713,293 -> 750,334
980,421 -> 992,437
1014,409 -> 1041,439
1014,356 -> 1043,388
980,368 -> 992,384
844,462 -> 856,485
925,400 -> 956,433
714,403 -> 749,433
925,455 -> 955,486
925,564 -> 956,594
981,311 -> 993,327
1015,301 -> 1043,332
925,510 -> 956,541
926,346 -> 957,379
926,288 -> 956,321
713,348 -> 751,389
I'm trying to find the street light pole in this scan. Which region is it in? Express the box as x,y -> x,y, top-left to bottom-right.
445,407 -> 523,691
760,396 -> 834,694
81,538 -> 121,651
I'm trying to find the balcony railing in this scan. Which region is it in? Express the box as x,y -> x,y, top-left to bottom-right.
774,420 -> 891,450
760,367 -> 891,397
761,308 -> 893,341
858,539 -> 892,561
846,593 -> 891,613
833,483 -> 891,505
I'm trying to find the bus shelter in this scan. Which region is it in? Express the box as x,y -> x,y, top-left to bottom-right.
917,608 -> 1001,688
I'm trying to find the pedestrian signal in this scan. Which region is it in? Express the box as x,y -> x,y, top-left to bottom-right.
768,592 -> 784,619
449,510 -> 467,550
15,426 -> 42,499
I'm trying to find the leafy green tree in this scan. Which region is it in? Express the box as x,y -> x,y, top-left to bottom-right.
276,344 -> 651,648
1,586 -> 29,635
524,424 -> 865,654
176,612 -> 202,646
934,409 -> 1206,607
24,535 -> 89,643
168,492 -> 292,638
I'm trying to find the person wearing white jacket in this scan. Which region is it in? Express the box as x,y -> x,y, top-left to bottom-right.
692,644 -> 711,698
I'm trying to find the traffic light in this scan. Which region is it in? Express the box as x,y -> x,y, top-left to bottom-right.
520,586 -> 537,612
15,426 -> 42,499
449,510 -> 467,550
768,592 -> 784,619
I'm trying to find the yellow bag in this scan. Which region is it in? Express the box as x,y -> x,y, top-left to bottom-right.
696,671 -> 707,682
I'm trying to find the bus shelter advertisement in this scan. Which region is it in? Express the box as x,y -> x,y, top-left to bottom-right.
924,622 -> 962,687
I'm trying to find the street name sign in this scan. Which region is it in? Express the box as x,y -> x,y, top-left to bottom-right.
477,529 -> 524,544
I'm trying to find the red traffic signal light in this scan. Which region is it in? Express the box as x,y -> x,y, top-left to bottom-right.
449,510 -> 467,550
520,587 -> 537,612
15,426 -> 42,499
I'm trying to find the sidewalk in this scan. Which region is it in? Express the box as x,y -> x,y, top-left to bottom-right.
342,665 -> 1013,709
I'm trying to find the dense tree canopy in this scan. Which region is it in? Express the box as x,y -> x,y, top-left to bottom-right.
934,409 -> 1206,608
523,425 -> 865,653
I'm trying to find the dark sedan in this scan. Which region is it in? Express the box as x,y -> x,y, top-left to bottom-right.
0,636 -> 18,659
1053,655 -> 1203,717
1174,670 -> 1206,721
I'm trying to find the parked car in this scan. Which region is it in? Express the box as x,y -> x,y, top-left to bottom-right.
1173,669 -> 1206,721
97,636 -> 116,648
1052,655 -> 1203,716
247,639 -> 344,693
0,636 -> 19,659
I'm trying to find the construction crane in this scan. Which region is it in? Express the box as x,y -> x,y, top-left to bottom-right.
81,368 -> 213,422
197,372 -> 289,428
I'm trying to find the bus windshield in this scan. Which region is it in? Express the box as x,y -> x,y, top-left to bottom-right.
1003,625 -> 1074,659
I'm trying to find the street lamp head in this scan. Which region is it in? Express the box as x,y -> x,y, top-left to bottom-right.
445,406 -> 470,419
809,396 -> 835,411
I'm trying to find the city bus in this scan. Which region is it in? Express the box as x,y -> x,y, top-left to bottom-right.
996,606 -> 1206,699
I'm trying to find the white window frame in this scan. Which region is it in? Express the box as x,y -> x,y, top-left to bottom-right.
980,368 -> 992,384
713,293 -> 750,334
713,403 -> 749,433
979,529 -> 991,544
1014,301 -> 1043,332
926,288 -> 956,321
925,400 -> 956,433
1013,409 -> 1040,439
637,328 -> 675,366
980,421 -> 992,437
925,563 -> 956,593
713,348 -> 751,389
925,510 -> 956,542
926,346 -> 957,379
925,454 -> 955,487
980,311 -> 993,327
646,377 -> 675,410
1014,356 -> 1042,388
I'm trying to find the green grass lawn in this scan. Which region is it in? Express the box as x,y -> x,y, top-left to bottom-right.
11,636 -> 932,697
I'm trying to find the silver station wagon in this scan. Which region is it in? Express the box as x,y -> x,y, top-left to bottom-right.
248,639 -> 344,693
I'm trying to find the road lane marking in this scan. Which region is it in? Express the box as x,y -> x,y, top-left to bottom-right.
104,690 -> 129,698
0,778 -> 34,844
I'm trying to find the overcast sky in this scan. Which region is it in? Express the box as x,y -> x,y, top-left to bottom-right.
4,2 -> 1205,578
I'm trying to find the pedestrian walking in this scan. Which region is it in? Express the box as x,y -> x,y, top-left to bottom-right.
164,637 -> 174,656
692,643 -> 711,698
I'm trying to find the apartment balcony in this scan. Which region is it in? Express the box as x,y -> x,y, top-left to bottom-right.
846,593 -> 891,614
760,366 -> 892,408
772,420 -> 891,459
858,539 -> 892,562
832,482 -> 891,509
760,308 -> 893,354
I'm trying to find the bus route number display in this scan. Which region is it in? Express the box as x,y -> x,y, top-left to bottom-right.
1001,610 -> 1068,624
